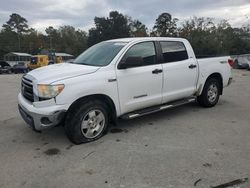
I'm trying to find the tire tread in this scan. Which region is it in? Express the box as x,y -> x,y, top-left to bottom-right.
65,99 -> 108,144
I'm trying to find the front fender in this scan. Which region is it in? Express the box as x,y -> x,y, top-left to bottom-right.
53,68 -> 121,116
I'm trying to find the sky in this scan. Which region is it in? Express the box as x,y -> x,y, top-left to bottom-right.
0,0 -> 250,32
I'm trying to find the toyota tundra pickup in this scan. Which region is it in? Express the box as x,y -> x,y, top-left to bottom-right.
18,37 -> 233,144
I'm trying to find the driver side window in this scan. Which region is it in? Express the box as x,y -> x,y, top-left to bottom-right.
123,42 -> 156,66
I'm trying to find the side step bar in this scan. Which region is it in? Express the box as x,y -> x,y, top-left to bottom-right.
120,97 -> 196,120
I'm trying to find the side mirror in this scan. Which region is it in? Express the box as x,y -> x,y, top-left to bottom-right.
118,56 -> 143,69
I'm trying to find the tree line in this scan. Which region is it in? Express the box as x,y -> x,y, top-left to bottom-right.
0,11 -> 250,59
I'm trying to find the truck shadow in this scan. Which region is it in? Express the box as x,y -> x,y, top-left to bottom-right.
113,101 -> 201,131
21,101 -> 225,146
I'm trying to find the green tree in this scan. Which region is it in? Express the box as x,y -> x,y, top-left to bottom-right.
2,13 -> 29,33
45,26 -> 58,50
2,11 -> 250,59
2,13 -> 30,51
45,25 -> 88,56
151,13 -> 178,37
0,29 -> 18,58
178,17 -> 250,56
128,18 -> 148,37
24,29 -> 47,54
88,11 -> 130,46
58,25 -> 87,55
229,27 -> 250,55
179,17 -> 218,56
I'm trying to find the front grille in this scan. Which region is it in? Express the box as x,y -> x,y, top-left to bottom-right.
21,77 -> 34,102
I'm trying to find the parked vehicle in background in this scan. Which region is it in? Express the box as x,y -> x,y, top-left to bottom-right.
11,62 -> 28,74
0,61 -> 12,74
27,54 -> 67,70
28,55 -> 49,70
18,37 -> 233,144
51,56 -> 63,64
231,54 -> 250,70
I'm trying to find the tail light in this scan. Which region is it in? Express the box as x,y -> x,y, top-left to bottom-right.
228,59 -> 234,67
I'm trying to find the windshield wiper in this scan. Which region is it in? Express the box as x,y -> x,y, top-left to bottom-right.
68,61 -> 87,65
69,61 -> 102,67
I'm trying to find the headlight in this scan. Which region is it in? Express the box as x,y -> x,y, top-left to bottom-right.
37,84 -> 64,99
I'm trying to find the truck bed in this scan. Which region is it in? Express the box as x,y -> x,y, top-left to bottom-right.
197,56 -> 232,88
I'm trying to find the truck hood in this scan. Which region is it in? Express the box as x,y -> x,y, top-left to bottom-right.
27,63 -> 100,84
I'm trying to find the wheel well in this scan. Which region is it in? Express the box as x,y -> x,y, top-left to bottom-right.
206,73 -> 223,95
67,94 -> 117,124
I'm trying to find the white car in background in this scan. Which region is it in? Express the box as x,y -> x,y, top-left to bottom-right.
231,54 -> 250,70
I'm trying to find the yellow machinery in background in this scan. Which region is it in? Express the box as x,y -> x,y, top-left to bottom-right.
28,55 -> 49,70
28,55 -> 63,70
55,56 -> 62,64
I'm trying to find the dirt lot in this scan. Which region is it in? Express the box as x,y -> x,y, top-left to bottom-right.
0,69 -> 249,188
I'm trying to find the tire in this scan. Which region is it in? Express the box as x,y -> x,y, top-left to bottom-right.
197,78 -> 220,107
64,99 -> 109,144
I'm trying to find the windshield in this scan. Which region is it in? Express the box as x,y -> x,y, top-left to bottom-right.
31,57 -> 38,64
73,42 -> 127,66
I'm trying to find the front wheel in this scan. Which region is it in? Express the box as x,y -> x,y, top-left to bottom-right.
197,78 -> 220,107
65,100 -> 109,144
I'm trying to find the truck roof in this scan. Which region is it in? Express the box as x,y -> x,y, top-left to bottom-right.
106,37 -> 188,43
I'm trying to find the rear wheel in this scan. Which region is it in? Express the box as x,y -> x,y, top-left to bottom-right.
65,99 -> 109,144
197,78 -> 220,107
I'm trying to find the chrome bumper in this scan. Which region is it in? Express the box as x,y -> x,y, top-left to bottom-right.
18,93 -> 66,131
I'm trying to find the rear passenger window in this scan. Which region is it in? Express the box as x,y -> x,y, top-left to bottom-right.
160,41 -> 188,63
124,42 -> 156,66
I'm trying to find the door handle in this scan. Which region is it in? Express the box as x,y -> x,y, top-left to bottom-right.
188,64 -> 197,69
152,69 -> 163,74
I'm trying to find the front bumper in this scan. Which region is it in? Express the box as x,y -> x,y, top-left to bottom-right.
18,93 -> 66,131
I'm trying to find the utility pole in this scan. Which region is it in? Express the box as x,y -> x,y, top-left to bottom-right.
18,33 -> 21,51
50,36 -> 52,50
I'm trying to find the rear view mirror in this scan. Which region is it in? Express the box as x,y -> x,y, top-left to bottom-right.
118,56 -> 143,69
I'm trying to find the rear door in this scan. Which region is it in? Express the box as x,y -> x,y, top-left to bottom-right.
159,41 -> 198,103
116,41 -> 163,114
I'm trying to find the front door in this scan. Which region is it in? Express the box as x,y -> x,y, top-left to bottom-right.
116,41 -> 163,114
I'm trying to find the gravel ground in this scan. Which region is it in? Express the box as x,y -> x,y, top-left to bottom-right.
0,69 -> 249,188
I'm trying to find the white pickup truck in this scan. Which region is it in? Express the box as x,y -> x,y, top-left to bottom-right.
18,37 -> 232,144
